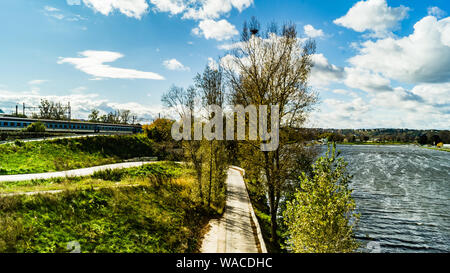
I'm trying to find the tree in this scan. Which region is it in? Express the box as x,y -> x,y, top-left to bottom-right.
144,118 -> 174,142
88,109 -> 100,122
224,18 -> 318,243
284,144 -> 359,253
38,99 -> 66,120
162,85 -> 205,203
194,64 -> 228,207
418,134 -> 428,145
120,110 -> 131,124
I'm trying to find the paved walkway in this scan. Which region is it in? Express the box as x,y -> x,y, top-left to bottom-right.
201,168 -> 263,253
0,161 -> 154,182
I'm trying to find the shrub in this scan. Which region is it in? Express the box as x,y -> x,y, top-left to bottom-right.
284,143 -> 360,253
24,122 -> 46,132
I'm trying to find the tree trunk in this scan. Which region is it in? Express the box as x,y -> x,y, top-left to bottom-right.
264,151 -> 278,244
208,141 -> 213,207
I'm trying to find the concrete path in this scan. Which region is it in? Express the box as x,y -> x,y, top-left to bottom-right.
201,167 -> 265,253
0,161 -> 154,182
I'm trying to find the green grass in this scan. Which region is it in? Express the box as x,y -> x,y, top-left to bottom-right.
244,178 -> 284,253
0,162 -> 213,253
337,142 -> 412,145
424,147 -> 450,153
0,134 -> 163,175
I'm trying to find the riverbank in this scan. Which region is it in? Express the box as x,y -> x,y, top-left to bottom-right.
424,147 -> 450,153
337,142 -> 413,146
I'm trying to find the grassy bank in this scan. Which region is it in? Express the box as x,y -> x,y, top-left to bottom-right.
424,147 -> 450,153
337,142 -> 413,145
0,134 -> 171,175
0,162 -> 214,253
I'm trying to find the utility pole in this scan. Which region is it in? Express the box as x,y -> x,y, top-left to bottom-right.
15,105 -> 18,116
68,102 -> 71,132
23,103 -> 25,116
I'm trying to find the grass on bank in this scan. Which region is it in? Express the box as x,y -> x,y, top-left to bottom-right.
0,162 -> 216,253
424,147 -> 450,153
244,178 -> 284,253
0,134 -> 174,175
336,142 -> 412,145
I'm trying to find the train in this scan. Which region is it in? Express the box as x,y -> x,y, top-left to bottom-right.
0,116 -> 143,134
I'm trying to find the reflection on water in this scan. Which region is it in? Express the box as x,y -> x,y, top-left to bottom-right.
334,145 -> 450,253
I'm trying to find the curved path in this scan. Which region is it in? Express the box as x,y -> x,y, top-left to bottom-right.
0,161 -> 154,182
201,167 -> 266,253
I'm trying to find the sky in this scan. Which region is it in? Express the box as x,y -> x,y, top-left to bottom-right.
0,0 -> 449,129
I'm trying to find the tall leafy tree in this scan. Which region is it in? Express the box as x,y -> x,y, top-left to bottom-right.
224,18 -> 318,243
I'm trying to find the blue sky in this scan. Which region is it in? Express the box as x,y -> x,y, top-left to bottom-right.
0,0 -> 449,129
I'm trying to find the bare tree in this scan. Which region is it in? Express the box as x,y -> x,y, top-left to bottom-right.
194,64 -> 228,207
162,85 -> 205,202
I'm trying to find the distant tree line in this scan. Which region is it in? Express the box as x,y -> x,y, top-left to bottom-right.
88,109 -> 138,124
297,128 -> 450,145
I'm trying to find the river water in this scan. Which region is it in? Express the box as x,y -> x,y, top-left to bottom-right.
334,145 -> 450,253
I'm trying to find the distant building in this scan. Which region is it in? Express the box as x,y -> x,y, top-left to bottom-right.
0,109 -> 4,115
443,144 -> 450,148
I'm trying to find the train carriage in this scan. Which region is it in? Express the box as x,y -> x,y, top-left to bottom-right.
0,116 -> 142,134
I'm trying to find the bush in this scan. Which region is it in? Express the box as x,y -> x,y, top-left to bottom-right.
283,143 -> 359,253
24,122 -> 46,132
92,168 -> 127,182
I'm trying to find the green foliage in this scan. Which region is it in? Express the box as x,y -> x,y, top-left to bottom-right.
0,163 -> 210,253
0,135 -> 163,175
283,143 -> 359,253
24,122 -> 46,132
143,118 -> 175,142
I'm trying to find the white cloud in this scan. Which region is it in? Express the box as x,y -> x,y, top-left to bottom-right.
344,67 -> 393,93
82,0 -> 149,19
410,83 -> 450,105
208,57 -> 219,70
303,24 -> 324,38
333,0 -> 409,37
163,58 -> 190,71
28,80 -> 48,85
67,0 -> 81,5
309,54 -> 344,86
182,0 -> 253,20
428,6 -> 446,19
192,19 -> 238,41
78,0 -> 253,21
58,50 -> 165,80
149,0 -> 186,15
349,16 -> 450,84
332,89 -> 358,98
44,6 -> 60,12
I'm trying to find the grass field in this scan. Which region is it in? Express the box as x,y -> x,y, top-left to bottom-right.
425,147 -> 450,153
0,134 -> 162,175
0,162 -> 214,253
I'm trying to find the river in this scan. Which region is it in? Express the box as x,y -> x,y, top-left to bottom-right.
335,145 -> 450,253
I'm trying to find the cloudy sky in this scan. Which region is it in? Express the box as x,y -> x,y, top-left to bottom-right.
0,0 -> 449,129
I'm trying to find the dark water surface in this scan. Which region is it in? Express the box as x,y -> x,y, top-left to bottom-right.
335,145 -> 450,253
